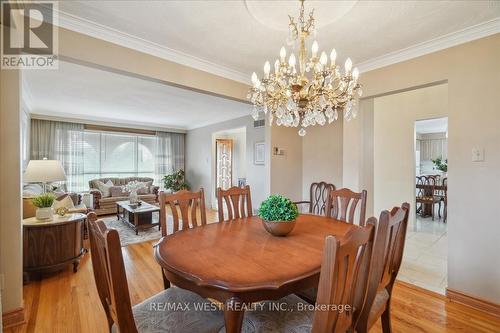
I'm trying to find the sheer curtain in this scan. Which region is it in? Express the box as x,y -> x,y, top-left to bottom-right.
155,131 -> 185,188
30,119 -> 85,191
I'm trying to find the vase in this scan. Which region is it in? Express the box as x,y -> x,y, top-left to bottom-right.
262,220 -> 296,237
36,207 -> 53,220
129,189 -> 139,204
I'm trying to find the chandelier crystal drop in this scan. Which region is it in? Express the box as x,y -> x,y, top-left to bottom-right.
248,0 -> 362,136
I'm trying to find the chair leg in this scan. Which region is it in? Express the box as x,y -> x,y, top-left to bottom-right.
438,201 -> 442,219
381,305 -> 392,333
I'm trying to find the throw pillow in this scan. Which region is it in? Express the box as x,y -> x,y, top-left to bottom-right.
52,195 -> 75,210
109,186 -> 128,197
96,180 -> 113,197
137,181 -> 152,195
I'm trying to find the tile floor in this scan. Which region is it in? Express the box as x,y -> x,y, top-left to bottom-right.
397,215 -> 447,294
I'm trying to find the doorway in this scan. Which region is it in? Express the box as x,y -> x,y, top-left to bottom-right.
211,127 -> 247,209
372,83 -> 448,294
399,117 -> 448,294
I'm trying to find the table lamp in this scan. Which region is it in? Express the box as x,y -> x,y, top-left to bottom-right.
23,158 -> 67,192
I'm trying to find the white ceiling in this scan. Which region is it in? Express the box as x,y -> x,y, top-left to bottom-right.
22,61 -> 251,130
53,0 -> 500,83
416,117 -> 448,134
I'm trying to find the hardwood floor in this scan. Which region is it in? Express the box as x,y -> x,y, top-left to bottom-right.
6,209 -> 500,332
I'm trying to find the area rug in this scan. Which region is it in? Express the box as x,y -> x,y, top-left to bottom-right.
101,212 -> 173,247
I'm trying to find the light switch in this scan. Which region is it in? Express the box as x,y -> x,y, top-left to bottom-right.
472,148 -> 484,162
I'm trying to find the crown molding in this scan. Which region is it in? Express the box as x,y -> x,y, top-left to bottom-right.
49,8 -> 250,84
357,17 -> 500,73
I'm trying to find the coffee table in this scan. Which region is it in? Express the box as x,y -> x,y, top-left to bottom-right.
116,200 -> 160,235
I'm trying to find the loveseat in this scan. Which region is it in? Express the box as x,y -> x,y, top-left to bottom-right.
89,177 -> 159,215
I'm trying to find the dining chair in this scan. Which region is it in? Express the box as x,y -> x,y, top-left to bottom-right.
228,221 -> 377,333
216,185 -> 252,222
159,188 -> 207,288
416,176 -> 441,220
325,188 -> 368,226
88,218 -> 224,333
355,203 -> 410,333
294,181 -> 336,215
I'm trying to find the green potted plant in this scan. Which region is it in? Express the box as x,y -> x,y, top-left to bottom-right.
163,169 -> 189,193
258,194 -> 299,236
32,193 -> 56,220
432,157 -> 448,173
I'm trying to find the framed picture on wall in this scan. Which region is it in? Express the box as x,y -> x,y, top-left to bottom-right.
254,142 -> 265,165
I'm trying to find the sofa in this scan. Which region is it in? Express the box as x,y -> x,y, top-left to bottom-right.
22,184 -> 88,219
89,177 -> 159,215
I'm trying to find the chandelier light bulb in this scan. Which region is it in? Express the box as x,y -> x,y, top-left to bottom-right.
264,61 -> 271,77
352,67 -> 359,81
280,47 -> 286,62
311,40 -> 319,57
319,51 -> 327,66
251,72 -> 258,86
345,57 -> 352,73
274,59 -> 280,73
289,53 -> 296,67
330,49 -> 337,64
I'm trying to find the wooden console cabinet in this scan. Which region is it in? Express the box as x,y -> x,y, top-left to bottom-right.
23,213 -> 86,283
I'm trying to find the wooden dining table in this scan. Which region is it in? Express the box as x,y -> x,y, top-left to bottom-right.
154,214 -> 361,333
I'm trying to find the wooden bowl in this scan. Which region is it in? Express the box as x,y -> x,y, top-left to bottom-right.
262,220 -> 296,237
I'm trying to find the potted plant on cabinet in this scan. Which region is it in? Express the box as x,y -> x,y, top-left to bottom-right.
32,193 -> 56,220
258,194 -> 299,236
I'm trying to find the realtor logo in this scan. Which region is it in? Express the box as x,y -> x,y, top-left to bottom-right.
1,1 -> 58,69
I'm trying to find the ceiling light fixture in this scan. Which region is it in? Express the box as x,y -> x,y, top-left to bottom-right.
248,0 -> 362,136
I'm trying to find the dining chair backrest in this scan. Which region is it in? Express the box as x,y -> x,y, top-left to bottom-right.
312,220 -> 376,332
88,217 -> 138,332
216,185 -> 253,222
308,182 -> 336,215
356,203 -> 410,332
326,188 -> 367,225
159,188 -> 207,236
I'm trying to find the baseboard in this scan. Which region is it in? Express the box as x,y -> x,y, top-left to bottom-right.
396,280 -> 447,300
446,288 -> 500,318
2,307 -> 26,329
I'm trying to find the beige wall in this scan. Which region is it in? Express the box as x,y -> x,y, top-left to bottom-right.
345,34 -> 500,303
373,84 -> 448,224
302,121 -> 343,199
270,126 -> 303,201
0,69 -> 23,313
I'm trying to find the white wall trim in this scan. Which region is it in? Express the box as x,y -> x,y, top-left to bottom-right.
48,8 -> 250,84
357,17 -> 500,73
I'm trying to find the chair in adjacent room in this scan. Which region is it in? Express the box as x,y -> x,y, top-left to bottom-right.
216,185 -> 253,222
88,218 -> 224,333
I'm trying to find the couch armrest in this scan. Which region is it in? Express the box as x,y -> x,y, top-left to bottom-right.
151,186 -> 160,202
89,189 -> 102,209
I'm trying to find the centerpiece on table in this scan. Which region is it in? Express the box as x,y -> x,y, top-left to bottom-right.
122,180 -> 146,205
32,193 -> 56,220
258,194 -> 299,237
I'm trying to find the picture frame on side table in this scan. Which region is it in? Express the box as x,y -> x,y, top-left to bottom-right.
254,142 -> 265,165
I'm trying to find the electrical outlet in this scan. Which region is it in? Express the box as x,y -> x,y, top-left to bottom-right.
472,148 -> 485,162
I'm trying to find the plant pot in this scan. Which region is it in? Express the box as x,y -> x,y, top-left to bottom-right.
36,207 -> 53,220
262,220 -> 296,237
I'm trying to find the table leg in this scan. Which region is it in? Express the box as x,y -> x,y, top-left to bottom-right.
224,297 -> 245,333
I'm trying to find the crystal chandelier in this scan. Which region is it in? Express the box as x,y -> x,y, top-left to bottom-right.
248,0 -> 362,136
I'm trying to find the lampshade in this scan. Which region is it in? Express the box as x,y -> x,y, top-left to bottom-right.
23,159 -> 67,183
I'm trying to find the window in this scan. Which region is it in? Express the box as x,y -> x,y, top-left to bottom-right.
83,131 -> 156,185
